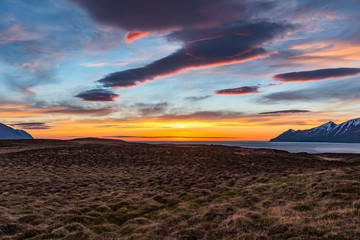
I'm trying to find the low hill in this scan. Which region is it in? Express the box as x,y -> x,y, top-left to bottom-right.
71,137 -> 127,143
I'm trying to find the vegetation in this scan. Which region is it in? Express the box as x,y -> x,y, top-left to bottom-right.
0,139 -> 359,239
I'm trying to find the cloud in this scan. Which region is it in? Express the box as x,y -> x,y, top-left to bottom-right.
10,122 -> 51,130
125,31 -> 149,43
82,62 -> 129,67
0,22 -> 73,92
75,89 -> 119,102
259,110 -> 311,115
93,124 -> 118,128
273,68 -> 360,82
70,1 -> 293,90
262,91 -> 311,102
215,86 -> 260,95
42,106 -> 114,116
134,102 -> 168,116
185,95 -> 211,101
0,24 -> 41,44
98,22 -> 291,88
158,111 -> 244,120
0,1 -> 131,95
70,0 -> 243,32
289,0 -> 360,44
261,79 -> 360,103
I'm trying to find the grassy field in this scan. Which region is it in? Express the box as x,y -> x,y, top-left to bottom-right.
0,139 -> 359,239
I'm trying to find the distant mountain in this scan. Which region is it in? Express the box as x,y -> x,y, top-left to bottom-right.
271,118 -> 360,143
0,123 -> 33,139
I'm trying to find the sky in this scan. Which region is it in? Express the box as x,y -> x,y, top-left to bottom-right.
0,0 -> 360,141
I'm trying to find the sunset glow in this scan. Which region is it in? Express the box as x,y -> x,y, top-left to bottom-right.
1,0 -> 359,141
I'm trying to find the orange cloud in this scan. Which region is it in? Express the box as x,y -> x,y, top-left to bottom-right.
125,31 -> 149,43
289,41 -> 360,67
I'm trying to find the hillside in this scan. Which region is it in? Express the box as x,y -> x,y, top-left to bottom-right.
0,123 -> 33,140
271,118 -> 360,142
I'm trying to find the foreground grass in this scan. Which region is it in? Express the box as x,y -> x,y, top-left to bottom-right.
0,139 -> 359,239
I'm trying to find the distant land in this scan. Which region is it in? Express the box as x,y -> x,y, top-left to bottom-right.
271,118 -> 360,143
1,139 -> 359,239
0,123 -> 33,139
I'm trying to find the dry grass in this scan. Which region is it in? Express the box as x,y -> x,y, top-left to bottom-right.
0,139 -> 359,239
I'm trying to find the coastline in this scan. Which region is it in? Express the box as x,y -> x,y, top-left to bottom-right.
132,140 -> 360,154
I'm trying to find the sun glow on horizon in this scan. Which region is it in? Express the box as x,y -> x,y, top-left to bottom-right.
19,116 -> 342,142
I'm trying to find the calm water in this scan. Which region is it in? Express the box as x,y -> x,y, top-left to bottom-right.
134,141 -> 360,154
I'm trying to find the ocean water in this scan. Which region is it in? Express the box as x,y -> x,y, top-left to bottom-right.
134,141 -> 360,154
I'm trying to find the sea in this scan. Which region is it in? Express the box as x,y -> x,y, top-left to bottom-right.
133,141 -> 360,154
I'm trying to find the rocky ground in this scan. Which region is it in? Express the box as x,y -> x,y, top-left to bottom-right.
0,139 -> 359,239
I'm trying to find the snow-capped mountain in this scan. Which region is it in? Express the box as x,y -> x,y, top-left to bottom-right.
270,118 -> 360,142
0,123 -> 33,139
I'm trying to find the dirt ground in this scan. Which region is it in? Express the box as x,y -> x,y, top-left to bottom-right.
0,139 -> 359,239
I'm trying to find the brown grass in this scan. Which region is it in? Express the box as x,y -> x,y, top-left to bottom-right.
0,139 -> 359,239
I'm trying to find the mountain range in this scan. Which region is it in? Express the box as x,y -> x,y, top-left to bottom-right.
271,118 -> 360,143
0,123 -> 33,139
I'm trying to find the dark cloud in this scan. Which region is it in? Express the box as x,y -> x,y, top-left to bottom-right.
10,122 -> 50,130
185,95 -> 211,101
75,89 -> 119,102
70,0 -> 242,32
215,86 -> 260,95
259,110 -> 311,115
70,1 -> 292,89
98,22 -> 291,88
273,68 -> 360,82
